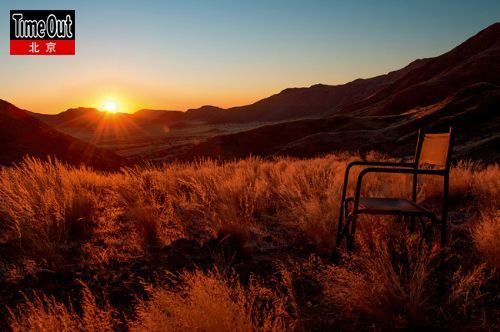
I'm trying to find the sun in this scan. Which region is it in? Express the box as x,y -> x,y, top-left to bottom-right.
103,101 -> 118,113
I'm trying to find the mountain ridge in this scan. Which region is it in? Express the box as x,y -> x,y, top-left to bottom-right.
21,22 -> 500,163
180,82 -> 500,162
176,22 -> 500,162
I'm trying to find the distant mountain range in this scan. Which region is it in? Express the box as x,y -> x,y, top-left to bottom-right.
4,22 -> 500,166
179,22 -> 500,162
184,82 -> 500,162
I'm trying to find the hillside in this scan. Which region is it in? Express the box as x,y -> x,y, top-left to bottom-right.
181,23 -> 500,161
0,100 -> 124,169
177,22 -> 500,123
183,83 -> 500,162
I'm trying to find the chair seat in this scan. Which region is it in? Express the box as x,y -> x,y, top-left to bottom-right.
355,197 -> 433,215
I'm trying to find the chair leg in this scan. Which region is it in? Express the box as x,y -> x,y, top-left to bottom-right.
340,214 -> 351,245
335,203 -> 345,247
335,200 -> 350,247
347,214 -> 358,252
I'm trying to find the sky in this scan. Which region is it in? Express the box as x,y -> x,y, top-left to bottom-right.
0,1 -> 499,114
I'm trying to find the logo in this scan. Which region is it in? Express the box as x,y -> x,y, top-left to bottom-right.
10,10 -> 75,55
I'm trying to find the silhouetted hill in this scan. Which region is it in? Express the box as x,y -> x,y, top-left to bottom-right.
182,23 -> 500,123
134,109 -> 184,122
183,83 -> 500,162
31,107 -> 133,129
130,23 -> 500,127
345,22 -> 500,116
31,107 -> 190,141
0,101 -> 124,169
179,23 -> 500,161
31,107 -> 161,141
29,23 -> 500,162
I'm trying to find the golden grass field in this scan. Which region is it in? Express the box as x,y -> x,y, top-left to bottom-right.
0,154 -> 498,331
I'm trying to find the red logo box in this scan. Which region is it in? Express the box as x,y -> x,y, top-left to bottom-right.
10,10 -> 75,55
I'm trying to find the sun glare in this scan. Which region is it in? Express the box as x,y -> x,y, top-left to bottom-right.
103,101 -> 117,113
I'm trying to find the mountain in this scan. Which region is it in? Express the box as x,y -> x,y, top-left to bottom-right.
30,107 -> 192,142
31,107 -> 161,142
183,22 -> 500,123
181,23 -> 500,161
32,107 -> 132,129
29,23 -> 500,163
32,107 -> 105,127
0,100 -> 124,169
60,23 -> 500,128
182,83 -> 500,162
134,109 -> 184,122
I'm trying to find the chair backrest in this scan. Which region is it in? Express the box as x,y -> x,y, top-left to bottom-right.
415,128 -> 453,170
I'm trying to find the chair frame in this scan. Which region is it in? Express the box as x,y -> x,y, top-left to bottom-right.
335,128 -> 454,251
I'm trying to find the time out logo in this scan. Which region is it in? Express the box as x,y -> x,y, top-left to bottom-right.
10,10 -> 75,55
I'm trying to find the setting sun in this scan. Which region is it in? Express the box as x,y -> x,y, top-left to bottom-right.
103,101 -> 117,113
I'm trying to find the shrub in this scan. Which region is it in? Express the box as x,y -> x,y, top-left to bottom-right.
473,213 -> 500,269
130,269 -> 293,332
9,285 -> 116,332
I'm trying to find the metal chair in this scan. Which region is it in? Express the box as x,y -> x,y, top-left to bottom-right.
335,128 -> 454,251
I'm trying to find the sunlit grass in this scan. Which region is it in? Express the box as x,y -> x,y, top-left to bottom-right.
1,154 -> 498,330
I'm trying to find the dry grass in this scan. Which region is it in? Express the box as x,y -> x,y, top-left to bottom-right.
1,155 -> 498,331
321,238 -> 438,328
473,213 -> 500,270
9,285 -> 116,332
320,236 -> 493,329
130,269 -> 292,332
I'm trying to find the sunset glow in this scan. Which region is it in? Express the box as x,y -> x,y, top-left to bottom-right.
1,1 -> 498,114
103,101 -> 118,113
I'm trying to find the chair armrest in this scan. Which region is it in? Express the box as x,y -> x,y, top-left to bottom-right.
341,161 -> 414,201
346,160 -> 415,170
352,167 -> 445,211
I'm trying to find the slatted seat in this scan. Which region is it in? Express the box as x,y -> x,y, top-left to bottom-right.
357,197 -> 433,215
335,128 -> 454,252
